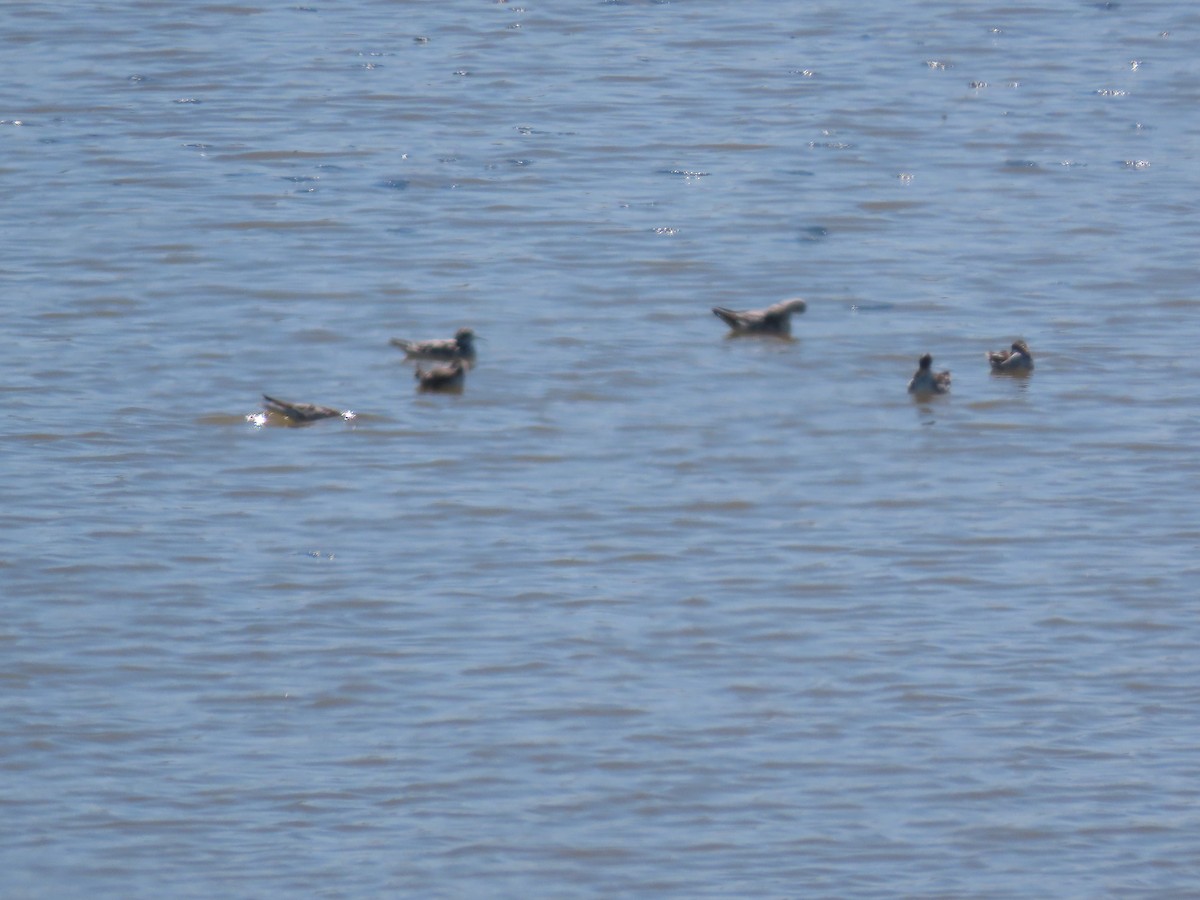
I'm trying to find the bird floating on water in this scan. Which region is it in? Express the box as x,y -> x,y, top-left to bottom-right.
986,339 -> 1034,373
415,359 -> 466,393
260,394 -> 354,424
907,354 -> 951,396
390,327 -> 477,365
712,298 -> 807,336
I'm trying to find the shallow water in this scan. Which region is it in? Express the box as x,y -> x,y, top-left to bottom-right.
4,1 -> 1200,896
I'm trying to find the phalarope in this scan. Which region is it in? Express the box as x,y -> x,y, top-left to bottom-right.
987,339 -> 1034,372
390,327 -> 477,365
907,354 -> 951,395
712,298 -> 806,336
261,394 -> 353,424
415,358 -> 466,393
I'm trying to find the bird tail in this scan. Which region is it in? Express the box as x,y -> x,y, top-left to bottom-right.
712,307 -> 740,328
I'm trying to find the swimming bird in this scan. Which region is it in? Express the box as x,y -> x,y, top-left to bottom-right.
390,327 -> 477,365
987,339 -> 1034,372
712,298 -> 807,336
415,359 -> 466,393
907,354 -> 951,395
261,394 -> 350,424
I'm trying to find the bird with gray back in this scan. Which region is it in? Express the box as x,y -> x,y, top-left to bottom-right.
390,327 -> 477,365
415,359 -> 466,394
261,394 -> 349,423
907,354 -> 951,396
712,298 -> 807,336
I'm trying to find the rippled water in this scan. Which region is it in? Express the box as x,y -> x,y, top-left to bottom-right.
4,1 -> 1200,896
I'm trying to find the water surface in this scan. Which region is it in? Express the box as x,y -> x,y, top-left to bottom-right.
3,1 -> 1200,896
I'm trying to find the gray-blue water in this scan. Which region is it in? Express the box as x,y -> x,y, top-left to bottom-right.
4,1 -> 1200,896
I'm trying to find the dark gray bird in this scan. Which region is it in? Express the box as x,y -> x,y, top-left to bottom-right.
712,298 -> 807,336
415,359 -> 466,394
261,394 -> 349,423
907,354 -> 951,396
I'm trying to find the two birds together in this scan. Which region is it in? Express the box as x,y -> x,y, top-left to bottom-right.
907,340 -> 1033,396
392,327 -> 477,390
710,298 -> 1033,397
260,328 -> 477,424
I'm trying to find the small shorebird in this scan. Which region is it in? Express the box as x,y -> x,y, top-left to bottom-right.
907,354 -> 951,395
987,339 -> 1034,372
261,394 -> 353,424
712,298 -> 807,336
390,327 -> 477,365
415,359 -> 466,393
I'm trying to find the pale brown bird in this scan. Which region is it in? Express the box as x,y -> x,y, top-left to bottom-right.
711,298 -> 807,336
987,339 -> 1034,372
